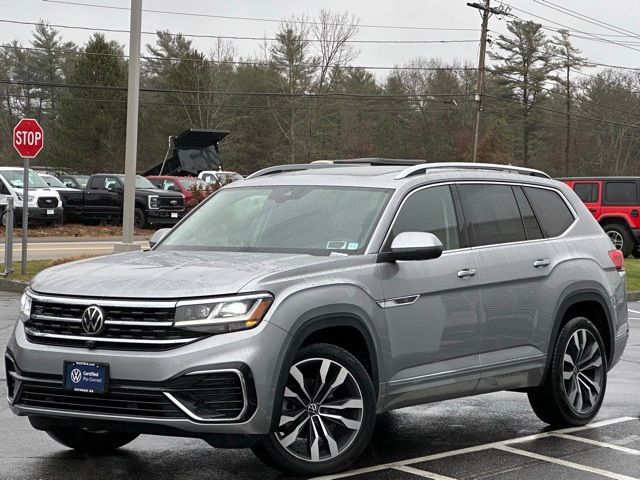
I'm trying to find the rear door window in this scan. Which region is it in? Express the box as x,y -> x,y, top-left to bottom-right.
457,184 -> 526,246
524,187 -> 575,238
390,185 -> 460,250
573,182 -> 599,203
604,182 -> 638,205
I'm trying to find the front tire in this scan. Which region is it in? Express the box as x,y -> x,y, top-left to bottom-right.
46,427 -> 139,452
251,343 -> 376,476
133,207 -> 146,229
528,317 -> 607,427
603,223 -> 634,257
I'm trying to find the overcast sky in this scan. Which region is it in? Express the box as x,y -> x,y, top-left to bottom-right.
2,0 -> 640,77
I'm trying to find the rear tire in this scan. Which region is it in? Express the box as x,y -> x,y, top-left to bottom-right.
603,223 -> 634,257
46,427 -> 139,452
528,317 -> 607,427
251,343 -> 376,476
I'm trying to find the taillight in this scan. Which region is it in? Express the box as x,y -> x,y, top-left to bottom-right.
608,249 -> 624,271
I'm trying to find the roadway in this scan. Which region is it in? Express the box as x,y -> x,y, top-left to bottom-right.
0,238 -> 149,260
0,296 -> 638,479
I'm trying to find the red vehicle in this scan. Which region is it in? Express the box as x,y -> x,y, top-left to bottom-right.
146,176 -> 207,203
561,177 -> 640,257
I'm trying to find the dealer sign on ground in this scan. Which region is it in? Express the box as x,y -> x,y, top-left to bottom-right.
13,118 -> 44,158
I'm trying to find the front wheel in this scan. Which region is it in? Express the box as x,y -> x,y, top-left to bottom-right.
46,427 -> 139,452
528,317 -> 607,427
133,208 -> 146,229
251,343 -> 376,476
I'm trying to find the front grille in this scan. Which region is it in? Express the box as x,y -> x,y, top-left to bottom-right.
25,298 -> 204,350
158,196 -> 184,210
13,370 -> 253,422
37,197 -> 57,208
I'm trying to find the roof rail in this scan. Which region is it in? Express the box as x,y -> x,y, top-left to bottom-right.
325,158 -> 426,166
246,163 -> 339,179
394,162 -> 551,180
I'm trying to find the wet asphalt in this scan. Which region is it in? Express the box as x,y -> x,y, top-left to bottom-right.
1,292 -> 638,480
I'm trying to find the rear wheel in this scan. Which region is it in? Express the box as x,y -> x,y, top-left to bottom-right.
603,223 -> 634,257
528,317 -> 607,427
46,427 -> 139,452
251,343 -> 376,476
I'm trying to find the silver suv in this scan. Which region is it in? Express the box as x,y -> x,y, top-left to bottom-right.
5,160 -> 629,476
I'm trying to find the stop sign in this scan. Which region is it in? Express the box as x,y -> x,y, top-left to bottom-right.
13,118 -> 44,158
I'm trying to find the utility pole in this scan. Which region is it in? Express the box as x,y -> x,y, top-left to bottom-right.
467,1 -> 507,163
117,0 -> 142,252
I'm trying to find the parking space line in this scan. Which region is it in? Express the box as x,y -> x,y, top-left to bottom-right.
312,417 -> 638,480
551,432 -> 640,455
392,465 -> 457,479
495,445 -> 639,480
628,309 -> 640,314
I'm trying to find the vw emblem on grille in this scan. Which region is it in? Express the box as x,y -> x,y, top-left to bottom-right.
170,200 -> 177,205
70,368 -> 82,384
81,305 -> 105,335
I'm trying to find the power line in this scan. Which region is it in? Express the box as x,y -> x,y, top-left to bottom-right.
41,0 -> 479,32
0,19 -> 479,45
0,45 -> 479,72
0,79 -> 473,100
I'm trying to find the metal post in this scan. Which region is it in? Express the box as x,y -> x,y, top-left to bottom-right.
21,159 -> 29,274
471,0 -> 490,163
121,0 -> 142,248
3,197 -> 14,276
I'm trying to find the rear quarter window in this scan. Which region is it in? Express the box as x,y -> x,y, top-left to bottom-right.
604,182 -> 638,205
573,182 -> 599,203
524,187 -> 575,238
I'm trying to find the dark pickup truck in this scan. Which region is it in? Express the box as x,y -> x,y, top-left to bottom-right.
82,174 -> 185,228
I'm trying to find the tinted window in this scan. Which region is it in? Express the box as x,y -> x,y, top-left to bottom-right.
524,187 -> 574,237
604,182 -> 637,204
513,187 -> 543,240
573,183 -> 598,203
458,184 -> 526,246
390,186 -> 460,250
88,177 -> 102,190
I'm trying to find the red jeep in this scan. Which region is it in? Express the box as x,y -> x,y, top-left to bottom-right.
561,177 -> 640,257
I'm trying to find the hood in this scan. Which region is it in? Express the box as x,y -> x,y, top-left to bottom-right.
50,187 -> 82,193
136,188 -> 183,197
13,187 -> 55,195
29,249 -> 339,299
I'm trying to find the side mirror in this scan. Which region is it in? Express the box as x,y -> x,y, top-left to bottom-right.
378,232 -> 444,263
149,228 -> 171,248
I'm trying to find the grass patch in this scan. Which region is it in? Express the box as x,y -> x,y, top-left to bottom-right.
1,254 -> 100,282
626,258 -> 640,292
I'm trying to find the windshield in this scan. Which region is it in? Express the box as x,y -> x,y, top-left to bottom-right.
0,169 -> 49,189
179,178 -> 206,190
117,175 -> 156,189
158,186 -> 391,255
42,175 -> 66,188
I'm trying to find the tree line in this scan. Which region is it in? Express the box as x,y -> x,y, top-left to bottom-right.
1,13 -> 639,177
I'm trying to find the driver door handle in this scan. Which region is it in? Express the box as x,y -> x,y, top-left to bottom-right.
533,259 -> 550,268
457,268 -> 477,278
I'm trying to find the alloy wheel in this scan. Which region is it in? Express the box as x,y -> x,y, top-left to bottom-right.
275,357 -> 364,462
562,328 -> 604,414
607,230 -> 624,250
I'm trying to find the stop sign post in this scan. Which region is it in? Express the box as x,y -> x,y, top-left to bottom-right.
13,118 -> 44,274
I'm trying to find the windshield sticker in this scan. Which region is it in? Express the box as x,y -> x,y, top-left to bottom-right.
347,242 -> 359,250
326,240 -> 348,250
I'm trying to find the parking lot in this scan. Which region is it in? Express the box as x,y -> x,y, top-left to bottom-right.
1,294 -> 638,480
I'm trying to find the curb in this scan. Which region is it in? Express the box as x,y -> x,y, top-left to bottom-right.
0,278 -> 27,293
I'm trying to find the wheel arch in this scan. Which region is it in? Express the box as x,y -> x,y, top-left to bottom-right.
268,311 -> 381,432
545,289 -> 614,380
599,215 -> 634,230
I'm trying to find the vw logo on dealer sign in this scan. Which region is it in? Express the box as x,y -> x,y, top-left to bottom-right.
81,305 -> 105,335
70,368 -> 82,384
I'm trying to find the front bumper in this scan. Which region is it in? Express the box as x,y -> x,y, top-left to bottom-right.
6,319 -> 289,439
14,207 -> 63,222
146,209 -> 185,226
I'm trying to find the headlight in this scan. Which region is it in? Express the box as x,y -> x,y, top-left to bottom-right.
174,293 -> 273,334
19,291 -> 32,321
148,195 -> 160,209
